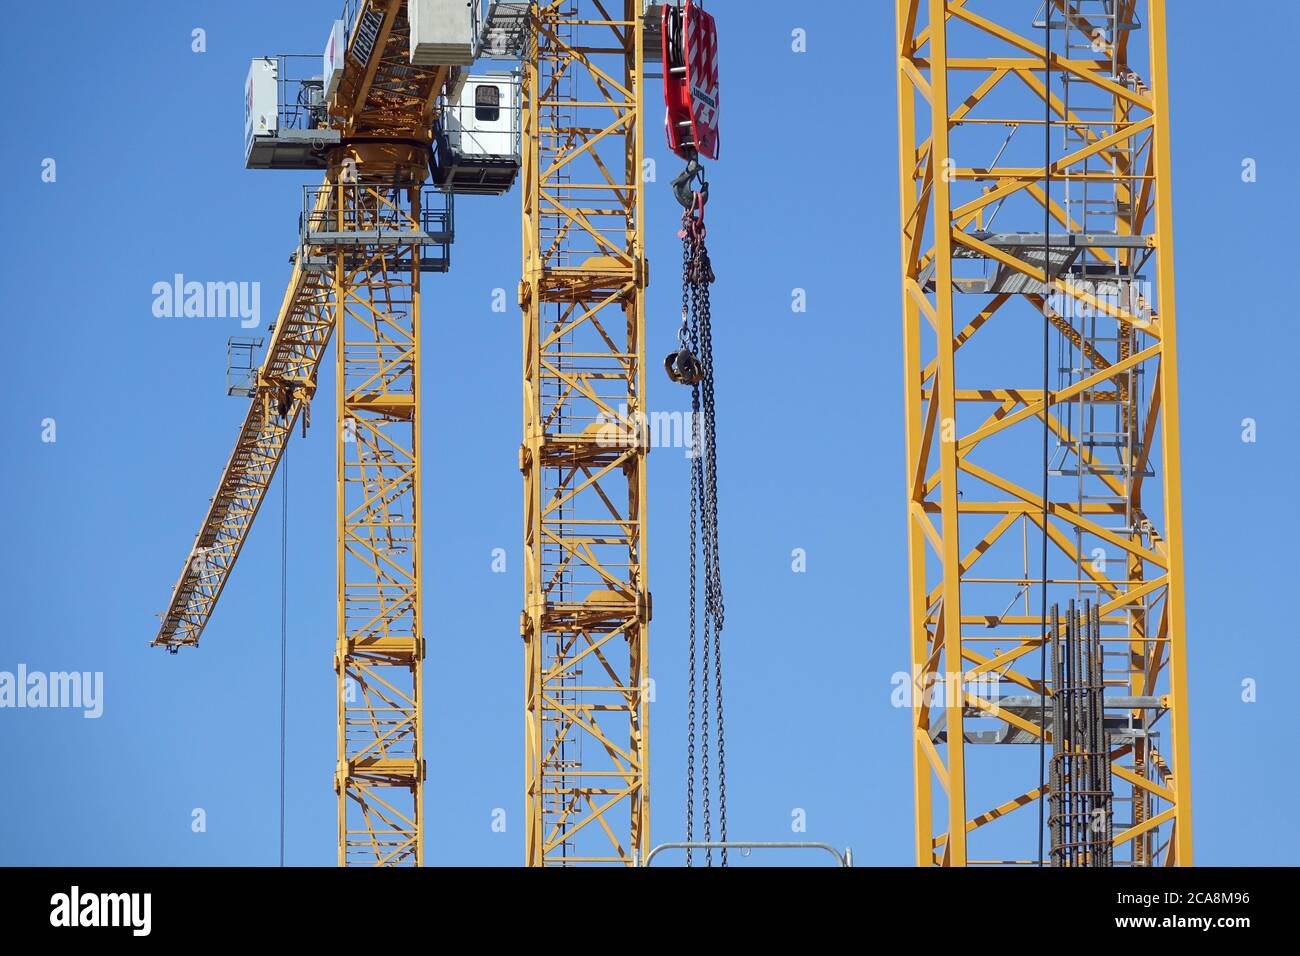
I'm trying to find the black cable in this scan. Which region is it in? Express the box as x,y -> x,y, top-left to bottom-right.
280,444 -> 289,868
1037,1 -> 1053,870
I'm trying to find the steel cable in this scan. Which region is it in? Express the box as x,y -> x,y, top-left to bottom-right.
280,444 -> 289,868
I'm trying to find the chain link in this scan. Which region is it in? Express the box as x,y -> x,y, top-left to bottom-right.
700,247 -> 727,866
675,170 -> 727,867
686,200 -> 696,868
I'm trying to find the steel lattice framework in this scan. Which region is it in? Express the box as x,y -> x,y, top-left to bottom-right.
151,247 -> 334,650
155,0 -> 455,865
895,0 -> 1192,866
328,175 -> 430,866
521,0 -> 651,866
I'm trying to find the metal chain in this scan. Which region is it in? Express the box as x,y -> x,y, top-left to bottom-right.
672,169 -> 727,867
696,218 -> 717,868
696,230 -> 727,865
683,212 -> 698,869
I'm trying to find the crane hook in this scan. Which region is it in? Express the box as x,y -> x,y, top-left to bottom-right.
672,156 -> 709,212
664,348 -> 704,386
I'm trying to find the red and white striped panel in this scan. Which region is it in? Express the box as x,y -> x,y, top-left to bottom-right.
685,2 -> 719,159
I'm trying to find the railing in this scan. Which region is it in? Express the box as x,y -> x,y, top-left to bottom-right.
301,185 -> 452,240
339,0 -> 362,40
639,842 -> 854,867
267,54 -> 331,132
298,184 -> 455,273
225,336 -> 264,398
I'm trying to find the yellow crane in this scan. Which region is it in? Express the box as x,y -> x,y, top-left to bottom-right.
153,0 -> 480,866
520,0 -> 655,866
153,0 -> 661,867
155,0 -> 1192,870
894,0 -> 1192,866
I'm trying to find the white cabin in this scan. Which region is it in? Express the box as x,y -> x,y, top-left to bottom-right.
432,72 -> 522,195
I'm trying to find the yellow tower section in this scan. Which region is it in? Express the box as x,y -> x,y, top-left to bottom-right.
325,144 -> 442,867
520,0 -> 651,866
895,0 -> 1192,866
152,0 -> 457,866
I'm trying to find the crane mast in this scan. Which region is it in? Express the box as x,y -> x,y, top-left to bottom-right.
521,0 -> 651,865
328,144 -> 436,866
895,0 -> 1192,866
155,0 -> 463,866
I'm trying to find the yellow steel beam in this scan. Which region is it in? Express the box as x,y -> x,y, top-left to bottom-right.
157,0 -> 459,867
153,189 -> 337,650
895,0 -> 1192,866
331,166 -> 429,867
522,0 -> 650,867
1145,0 -> 1193,865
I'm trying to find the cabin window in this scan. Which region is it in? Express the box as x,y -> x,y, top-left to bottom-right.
475,85 -> 501,123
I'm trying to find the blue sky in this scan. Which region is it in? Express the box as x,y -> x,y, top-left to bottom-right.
0,0 -> 1295,866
